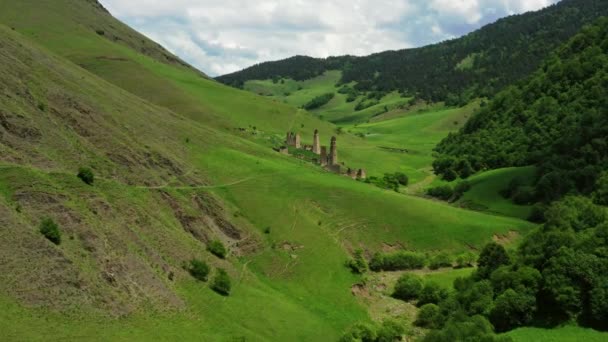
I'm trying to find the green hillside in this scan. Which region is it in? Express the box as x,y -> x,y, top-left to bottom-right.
434,17 -> 608,204
0,1 -> 544,340
218,0 -> 608,103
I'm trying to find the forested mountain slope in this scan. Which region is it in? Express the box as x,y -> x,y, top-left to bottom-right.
217,0 -> 608,103
434,17 -> 608,204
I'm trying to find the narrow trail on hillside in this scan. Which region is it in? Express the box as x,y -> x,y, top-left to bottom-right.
135,172 -> 280,191
406,170 -> 436,195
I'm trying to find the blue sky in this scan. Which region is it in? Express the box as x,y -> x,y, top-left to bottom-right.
99,0 -> 559,76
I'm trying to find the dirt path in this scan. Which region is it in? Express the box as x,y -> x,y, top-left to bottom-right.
136,173 -> 279,190
406,170 -> 436,195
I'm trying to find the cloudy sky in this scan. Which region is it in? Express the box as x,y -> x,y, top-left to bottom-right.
99,0 -> 559,76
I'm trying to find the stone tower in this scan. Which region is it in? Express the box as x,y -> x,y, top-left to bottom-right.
294,133 -> 301,149
357,169 -> 367,179
286,132 -> 292,146
313,129 -> 321,155
329,136 -> 338,166
320,146 -> 328,166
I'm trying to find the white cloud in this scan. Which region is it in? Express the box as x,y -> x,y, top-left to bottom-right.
99,0 -> 559,76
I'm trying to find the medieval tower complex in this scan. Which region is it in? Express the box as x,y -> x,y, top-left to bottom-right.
282,129 -> 364,179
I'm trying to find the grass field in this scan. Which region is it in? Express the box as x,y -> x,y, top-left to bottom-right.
455,167 -> 537,219
505,325 -> 608,342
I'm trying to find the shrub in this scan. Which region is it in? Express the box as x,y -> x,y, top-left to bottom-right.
415,303 -> 443,329
208,240 -> 227,259
455,252 -> 477,268
39,218 -> 61,245
427,185 -> 454,201
393,273 -> 424,301
376,320 -> 405,341
443,169 -> 459,182
188,259 -> 210,281
476,242 -> 510,279
429,253 -> 453,270
339,320 -> 405,342
211,268 -> 231,296
303,93 -> 335,110
369,251 -> 426,271
346,249 -> 368,274
394,172 -> 409,186
339,322 -> 377,342
527,204 -> 547,223
489,289 -> 536,332
418,282 -> 449,306
453,181 -> 472,200
77,167 -> 95,185
512,186 -> 536,205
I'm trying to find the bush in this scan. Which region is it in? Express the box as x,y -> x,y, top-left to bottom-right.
393,274 -> 424,301
415,303 -> 443,329
455,252 -> 477,268
476,242 -> 510,279
527,204 -> 547,223
443,169 -> 459,182
188,259 -> 210,281
346,249 -> 368,274
208,240 -> 227,259
77,167 -> 95,185
303,93 -> 335,110
211,268 -> 231,296
339,320 -> 405,342
394,172 -> 409,186
427,185 -> 454,201
39,218 -> 61,245
369,251 -> 426,271
489,289 -> 536,332
429,253 -> 453,270
453,181 -> 472,200
512,186 -> 536,205
418,282 -> 449,306
376,320 -> 405,341
339,322 -> 377,342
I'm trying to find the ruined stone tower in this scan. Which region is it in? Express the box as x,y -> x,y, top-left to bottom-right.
320,146 -> 328,166
286,132 -> 293,146
313,129 -> 321,155
294,133 -> 301,149
329,136 -> 338,166
357,169 -> 367,179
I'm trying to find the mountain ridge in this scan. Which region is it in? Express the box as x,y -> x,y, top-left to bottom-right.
217,0 -> 608,103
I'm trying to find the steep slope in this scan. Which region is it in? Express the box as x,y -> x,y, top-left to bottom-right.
218,0 -> 608,103
434,17 -> 608,203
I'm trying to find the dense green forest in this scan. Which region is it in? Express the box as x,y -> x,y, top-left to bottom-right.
405,196 -> 608,341
434,17 -> 608,206
217,0 -> 608,103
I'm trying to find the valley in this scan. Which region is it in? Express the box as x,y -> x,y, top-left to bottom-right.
0,0 -> 607,341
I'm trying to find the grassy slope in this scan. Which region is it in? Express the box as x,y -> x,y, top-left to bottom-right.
0,1 -> 544,340
505,326 -> 608,342
455,167 -> 537,219
244,71 -> 413,124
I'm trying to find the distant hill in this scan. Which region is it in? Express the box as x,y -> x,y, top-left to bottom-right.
433,17 -> 608,204
217,0 -> 608,103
